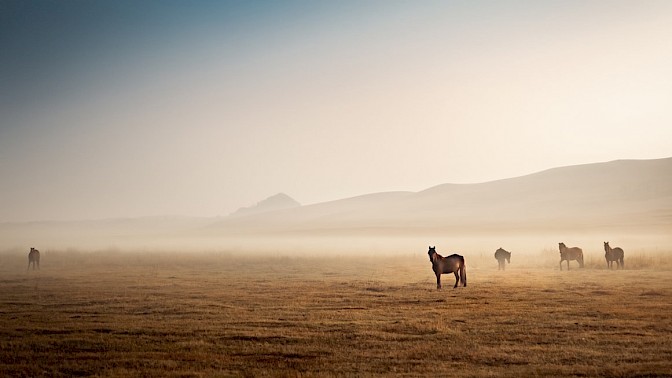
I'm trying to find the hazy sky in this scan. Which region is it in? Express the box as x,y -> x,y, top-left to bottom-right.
2,1 -> 671,222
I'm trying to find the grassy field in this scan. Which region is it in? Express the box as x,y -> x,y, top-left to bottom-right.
1,250 -> 671,377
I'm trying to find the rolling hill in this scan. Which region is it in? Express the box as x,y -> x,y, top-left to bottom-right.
207,158 -> 672,236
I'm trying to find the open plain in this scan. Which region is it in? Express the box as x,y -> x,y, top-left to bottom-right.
1,249 -> 671,377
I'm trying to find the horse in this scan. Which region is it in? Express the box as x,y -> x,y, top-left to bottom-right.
494,247 -> 511,271
427,246 -> 466,289
558,242 -> 583,271
28,247 -> 40,271
604,242 -> 624,269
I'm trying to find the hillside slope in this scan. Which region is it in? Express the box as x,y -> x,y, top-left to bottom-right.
207,158 -> 672,235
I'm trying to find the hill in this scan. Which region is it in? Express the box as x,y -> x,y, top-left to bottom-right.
203,158 -> 672,252
209,158 -> 672,233
229,193 -> 300,218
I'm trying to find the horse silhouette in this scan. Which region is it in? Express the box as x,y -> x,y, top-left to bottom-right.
427,246 -> 466,289
558,242 -> 583,270
28,247 -> 40,271
604,242 -> 624,269
494,247 -> 511,271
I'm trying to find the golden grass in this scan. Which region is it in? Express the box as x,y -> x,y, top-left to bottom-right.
1,250 -> 671,376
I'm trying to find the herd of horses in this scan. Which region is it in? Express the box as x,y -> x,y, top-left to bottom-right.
428,241 -> 626,289
556,241 -> 624,271
25,241 -> 627,290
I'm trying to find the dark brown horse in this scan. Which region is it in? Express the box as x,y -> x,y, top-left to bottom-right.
604,242 -> 624,269
559,242 -> 583,271
427,246 -> 466,289
494,247 -> 511,271
28,247 -> 40,271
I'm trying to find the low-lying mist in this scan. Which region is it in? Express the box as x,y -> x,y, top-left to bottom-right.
3,158 -> 670,260
3,227 -> 670,269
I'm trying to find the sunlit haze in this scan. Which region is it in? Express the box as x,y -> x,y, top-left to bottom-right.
2,1 -> 671,222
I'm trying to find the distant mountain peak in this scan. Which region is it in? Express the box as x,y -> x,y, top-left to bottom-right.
230,193 -> 300,217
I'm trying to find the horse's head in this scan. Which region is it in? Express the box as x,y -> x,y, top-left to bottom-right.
604,241 -> 609,251
428,246 -> 436,262
506,253 -> 511,264
558,242 -> 566,252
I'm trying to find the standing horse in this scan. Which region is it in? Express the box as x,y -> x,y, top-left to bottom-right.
604,242 -> 624,269
28,247 -> 40,271
427,246 -> 467,289
494,247 -> 511,271
558,242 -> 583,271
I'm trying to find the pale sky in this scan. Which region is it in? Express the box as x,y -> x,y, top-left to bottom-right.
1,1 -> 671,222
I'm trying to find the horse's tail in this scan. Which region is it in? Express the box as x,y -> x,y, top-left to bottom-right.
578,251 -> 585,268
460,257 -> 467,287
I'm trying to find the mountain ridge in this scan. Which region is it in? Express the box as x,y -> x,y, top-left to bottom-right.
229,193 -> 300,218
206,157 -> 672,235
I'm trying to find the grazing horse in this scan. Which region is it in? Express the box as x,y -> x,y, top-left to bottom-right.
494,247 -> 511,271
604,242 -> 624,269
427,246 -> 466,289
558,242 -> 583,271
28,247 -> 40,271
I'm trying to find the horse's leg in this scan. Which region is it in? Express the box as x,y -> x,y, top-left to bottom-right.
453,271 -> 459,288
436,273 -> 441,290
461,265 -> 467,287
559,259 -> 563,271
566,260 -> 570,270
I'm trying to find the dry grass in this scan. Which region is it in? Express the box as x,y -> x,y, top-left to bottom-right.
1,250 -> 671,377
